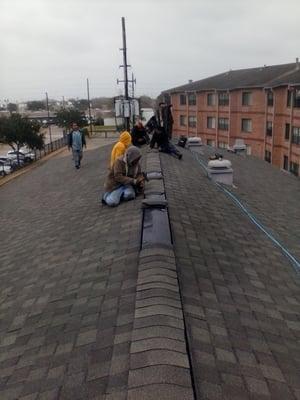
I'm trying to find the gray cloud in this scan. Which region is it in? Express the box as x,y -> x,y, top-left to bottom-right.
0,0 -> 299,101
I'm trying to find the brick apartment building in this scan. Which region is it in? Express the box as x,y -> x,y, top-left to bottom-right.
162,60 -> 300,176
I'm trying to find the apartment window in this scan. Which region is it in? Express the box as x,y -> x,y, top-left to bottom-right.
241,119 -> 252,133
290,161 -> 299,176
218,142 -> 228,149
283,155 -> 289,171
188,93 -> 196,106
179,115 -> 186,127
207,139 -> 215,147
179,94 -> 186,105
265,150 -> 271,163
207,93 -> 215,106
188,116 -> 196,128
218,92 -> 229,106
285,123 -> 290,140
246,145 -> 252,155
291,126 -> 300,144
218,117 -> 229,131
287,89 -> 300,108
242,92 -> 252,106
267,91 -> 274,107
207,116 -> 216,129
266,121 -> 273,136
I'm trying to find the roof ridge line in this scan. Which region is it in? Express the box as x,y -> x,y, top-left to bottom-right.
264,66 -> 299,87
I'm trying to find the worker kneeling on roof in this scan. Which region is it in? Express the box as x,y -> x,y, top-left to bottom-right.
102,146 -> 145,207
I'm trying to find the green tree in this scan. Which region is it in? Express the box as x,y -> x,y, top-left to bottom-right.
27,101 -> 45,111
7,103 -> 17,113
0,114 -> 44,164
55,108 -> 86,131
139,95 -> 155,108
91,97 -> 114,109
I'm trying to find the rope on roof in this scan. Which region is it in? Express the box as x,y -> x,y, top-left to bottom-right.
192,151 -> 300,274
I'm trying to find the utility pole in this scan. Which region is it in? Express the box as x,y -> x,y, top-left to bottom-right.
131,73 -> 135,98
131,73 -> 136,126
45,92 -> 53,151
121,17 -> 130,131
86,78 -> 93,137
117,17 -> 136,131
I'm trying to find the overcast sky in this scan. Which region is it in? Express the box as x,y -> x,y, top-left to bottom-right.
0,0 -> 299,102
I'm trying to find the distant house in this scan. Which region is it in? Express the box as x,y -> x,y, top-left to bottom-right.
104,117 -> 123,126
17,103 -> 27,113
140,108 -> 154,124
162,59 -> 300,176
24,111 -> 56,124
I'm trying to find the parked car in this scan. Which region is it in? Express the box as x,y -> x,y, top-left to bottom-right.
6,151 -> 26,165
7,149 -> 35,163
20,147 -> 36,160
0,156 -> 19,169
0,160 -> 13,176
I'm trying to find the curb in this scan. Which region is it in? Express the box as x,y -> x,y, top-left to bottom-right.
0,146 -> 67,188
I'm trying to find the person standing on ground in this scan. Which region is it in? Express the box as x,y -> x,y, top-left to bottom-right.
110,130 -> 132,168
68,122 -> 86,169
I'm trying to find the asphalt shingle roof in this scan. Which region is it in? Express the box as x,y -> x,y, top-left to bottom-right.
163,62 -> 300,93
161,146 -> 300,399
0,140 -> 299,399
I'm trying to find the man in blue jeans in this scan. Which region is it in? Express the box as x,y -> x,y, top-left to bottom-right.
102,146 -> 144,207
68,123 -> 86,169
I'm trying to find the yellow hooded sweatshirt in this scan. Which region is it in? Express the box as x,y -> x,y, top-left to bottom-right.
110,131 -> 132,167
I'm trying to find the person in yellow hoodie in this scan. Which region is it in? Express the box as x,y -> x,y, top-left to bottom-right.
110,131 -> 132,168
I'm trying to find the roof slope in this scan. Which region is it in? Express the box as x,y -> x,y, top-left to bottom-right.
164,62 -> 300,93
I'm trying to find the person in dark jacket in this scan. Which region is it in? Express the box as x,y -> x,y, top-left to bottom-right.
102,146 -> 145,207
164,104 -> 174,139
157,102 -> 174,139
131,121 -> 150,147
150,127 -> 182,159
145,115 -> 159,133
68,123 -> 86,169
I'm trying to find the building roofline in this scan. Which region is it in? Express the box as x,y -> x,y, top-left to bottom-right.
163,81 -> 300,95
162,61 -> 300,94
162,85 -> 266,94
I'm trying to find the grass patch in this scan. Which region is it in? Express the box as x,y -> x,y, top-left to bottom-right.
92,125 -> 116,132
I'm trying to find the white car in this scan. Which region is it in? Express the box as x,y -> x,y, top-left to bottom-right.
6,151 -> 26,164
0,160 -> 13,176
7,149 -> 35,163
20,147 -> 35,160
